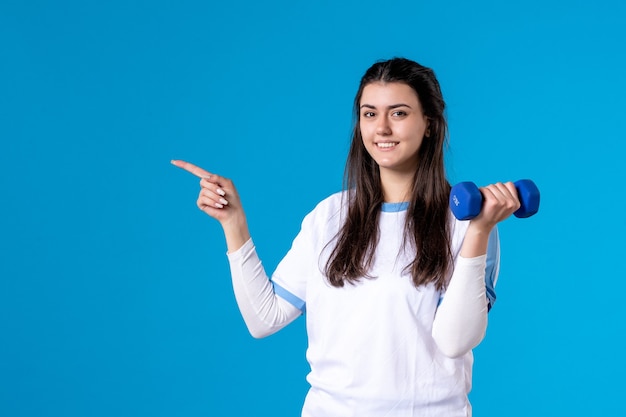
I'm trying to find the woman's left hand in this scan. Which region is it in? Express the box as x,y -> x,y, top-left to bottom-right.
459,182 -> 520,258
471,182 -> 521,232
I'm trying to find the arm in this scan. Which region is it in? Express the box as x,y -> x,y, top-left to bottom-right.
228,239 -> 301,338
431,238 -> 492,358
171,160 -> 300,337
432,182 -> 519,358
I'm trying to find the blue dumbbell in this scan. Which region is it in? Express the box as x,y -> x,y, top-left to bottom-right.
449,179 -> 540,220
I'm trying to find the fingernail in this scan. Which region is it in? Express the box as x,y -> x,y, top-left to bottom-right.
215,203 -> 224,209
216,188 -> 226,196
219,198 -> 228,205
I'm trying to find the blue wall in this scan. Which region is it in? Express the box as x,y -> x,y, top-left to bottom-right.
2,1 -> 625,415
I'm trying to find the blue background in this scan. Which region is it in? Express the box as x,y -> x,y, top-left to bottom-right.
2,0 -> 625,415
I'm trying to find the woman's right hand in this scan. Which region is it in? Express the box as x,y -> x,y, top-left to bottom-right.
171,159 -> 250,252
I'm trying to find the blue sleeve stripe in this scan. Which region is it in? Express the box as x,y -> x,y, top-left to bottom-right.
485,227 -> 500,311
271,281 -> 306,314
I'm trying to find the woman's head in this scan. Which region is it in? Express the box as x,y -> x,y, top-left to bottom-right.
349,57 -> 448,182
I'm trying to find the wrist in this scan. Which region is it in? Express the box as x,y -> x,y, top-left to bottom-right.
460,223 -> 492,258
466,220 -> 495,236
221,214 -> 251,253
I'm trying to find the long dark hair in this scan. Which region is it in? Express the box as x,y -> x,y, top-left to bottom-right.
325,57 -> 452,291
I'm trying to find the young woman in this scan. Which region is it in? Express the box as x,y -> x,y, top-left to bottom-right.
172,57 -> 520,417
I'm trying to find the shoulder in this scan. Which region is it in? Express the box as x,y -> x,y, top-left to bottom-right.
315,190 -> 347,208
297,191 -> 348,237
306,190 -> 348,220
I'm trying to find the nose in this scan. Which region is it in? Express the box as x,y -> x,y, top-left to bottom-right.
376,116 -> 391,136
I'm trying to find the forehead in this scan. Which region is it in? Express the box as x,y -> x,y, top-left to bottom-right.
360,82 -> 420,106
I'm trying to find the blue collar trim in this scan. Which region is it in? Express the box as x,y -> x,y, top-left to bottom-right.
381,202 -> 409,212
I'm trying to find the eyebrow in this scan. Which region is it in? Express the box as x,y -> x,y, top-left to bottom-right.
360,103 -> 412,109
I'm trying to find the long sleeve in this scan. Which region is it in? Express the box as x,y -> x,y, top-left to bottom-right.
227,238 -> 302,338
431,255 -> 489,358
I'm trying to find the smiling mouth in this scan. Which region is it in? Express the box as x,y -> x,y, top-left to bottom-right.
376,142 -> 399,149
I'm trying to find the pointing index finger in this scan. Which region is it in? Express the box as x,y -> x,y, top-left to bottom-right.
171,159 -> 212,179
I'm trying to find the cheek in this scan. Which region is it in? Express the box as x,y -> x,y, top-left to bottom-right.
359,121 -> 366,135
359,122 -> 375,139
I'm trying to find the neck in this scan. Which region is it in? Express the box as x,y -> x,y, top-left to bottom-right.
380,169 -> 415,203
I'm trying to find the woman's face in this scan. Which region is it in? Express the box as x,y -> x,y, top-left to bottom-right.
359,81 -> 429,176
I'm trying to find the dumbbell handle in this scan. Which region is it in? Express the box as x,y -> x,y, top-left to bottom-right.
449,179 -> 540,220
